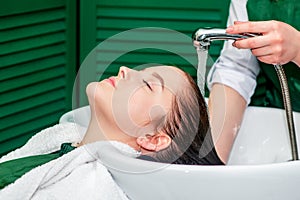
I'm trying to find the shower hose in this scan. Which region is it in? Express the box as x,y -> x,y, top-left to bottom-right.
274,64 -> 298,160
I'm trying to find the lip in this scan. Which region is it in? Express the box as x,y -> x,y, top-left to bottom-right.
106,77 -> 116,87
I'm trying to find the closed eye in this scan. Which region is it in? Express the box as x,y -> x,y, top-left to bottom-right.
143,79 -> 152,91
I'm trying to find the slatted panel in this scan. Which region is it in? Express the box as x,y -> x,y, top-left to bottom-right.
0,0 -> 76,156
79,0 -> 230,105
95,0 -> 229,76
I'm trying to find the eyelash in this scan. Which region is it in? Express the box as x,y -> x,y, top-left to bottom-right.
143,79 -> 152,91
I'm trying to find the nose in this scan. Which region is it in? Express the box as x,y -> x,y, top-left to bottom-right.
118,66 -> 131,79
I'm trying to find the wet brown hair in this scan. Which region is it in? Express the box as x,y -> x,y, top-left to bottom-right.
146,70 -> 222,165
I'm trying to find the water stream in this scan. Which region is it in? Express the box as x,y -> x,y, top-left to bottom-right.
196,48 -> 208,96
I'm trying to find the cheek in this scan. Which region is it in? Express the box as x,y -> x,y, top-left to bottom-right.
128,91 -> 152,125
128,90 -> 171,126
110,86 -> 154,137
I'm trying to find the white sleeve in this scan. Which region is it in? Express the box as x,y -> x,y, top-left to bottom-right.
206,0 -> 260,105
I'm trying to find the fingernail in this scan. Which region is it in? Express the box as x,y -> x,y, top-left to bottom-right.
226,26 -> 233,32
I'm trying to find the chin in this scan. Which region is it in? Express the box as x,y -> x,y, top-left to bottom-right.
86,82 -> 105,106
86,81 -> 97,93
85,82 -> 96,100
86,81 -> 112,114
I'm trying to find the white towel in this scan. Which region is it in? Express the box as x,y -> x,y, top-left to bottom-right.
0,123 -> 84,163
0,123 -> 136,200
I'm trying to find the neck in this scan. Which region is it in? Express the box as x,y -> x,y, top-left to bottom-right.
78,113 -> 140,151
78,118 -> 105,146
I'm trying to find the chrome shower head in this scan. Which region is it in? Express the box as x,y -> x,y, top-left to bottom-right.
193,28 -> 259,50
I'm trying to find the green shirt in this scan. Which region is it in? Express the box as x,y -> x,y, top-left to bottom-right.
0,143 -> 76,190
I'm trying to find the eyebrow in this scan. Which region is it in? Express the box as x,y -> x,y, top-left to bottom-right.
152,72 -> 164,90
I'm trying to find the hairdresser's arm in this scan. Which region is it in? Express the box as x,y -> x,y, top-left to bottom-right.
206,0 -> 259,163
207,46 -> 259,163
208,84 -> 246,163
227,20 -> 300,67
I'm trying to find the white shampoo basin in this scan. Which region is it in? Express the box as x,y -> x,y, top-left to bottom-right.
60,106 -> 300,200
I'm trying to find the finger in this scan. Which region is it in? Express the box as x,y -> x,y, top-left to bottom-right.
234,35 -> 270,49
226,21 -> 273,34
257,55 -> 279,65
251,46 -> 273,57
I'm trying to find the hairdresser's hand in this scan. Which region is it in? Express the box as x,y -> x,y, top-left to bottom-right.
226,20 -> 300,66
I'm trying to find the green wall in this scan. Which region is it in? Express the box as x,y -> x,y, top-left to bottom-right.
0,0 -> 77,155
0,0 -> 230,156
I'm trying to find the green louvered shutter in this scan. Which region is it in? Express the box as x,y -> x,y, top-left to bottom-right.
79,0 -> 230,106
0,0 -> 77,156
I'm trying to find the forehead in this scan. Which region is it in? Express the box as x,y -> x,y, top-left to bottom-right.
144,66 -> 189,92
143,66 -> 185,80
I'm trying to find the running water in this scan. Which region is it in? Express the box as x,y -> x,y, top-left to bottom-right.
196,48 -> 208,96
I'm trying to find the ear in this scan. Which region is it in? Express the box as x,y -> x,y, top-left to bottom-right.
136,133 -> 171,152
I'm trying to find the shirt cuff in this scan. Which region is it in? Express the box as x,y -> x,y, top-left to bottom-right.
207,66 -> 257,105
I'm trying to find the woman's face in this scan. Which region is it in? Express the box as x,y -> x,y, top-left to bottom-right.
86,66 -> 187,140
